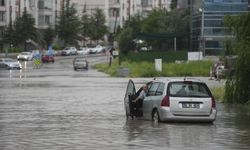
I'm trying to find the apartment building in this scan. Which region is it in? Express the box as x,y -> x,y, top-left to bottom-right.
191,0 -> 249,55
1,0 -> 171,48
0,0 -> 60,49
0,0 -> 60,37
70,0 -> 171,33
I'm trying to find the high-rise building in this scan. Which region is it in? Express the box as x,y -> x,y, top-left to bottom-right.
191,0 -> 249,55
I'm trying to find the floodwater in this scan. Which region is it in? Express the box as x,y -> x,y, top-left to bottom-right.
0,56 -> 250,150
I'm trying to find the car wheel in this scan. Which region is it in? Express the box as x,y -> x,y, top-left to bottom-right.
74,67 -> 77,71
152,110 -> 160,124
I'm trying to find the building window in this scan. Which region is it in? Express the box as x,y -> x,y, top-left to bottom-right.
38,0 -> 52,10
0,11 -> 5,22
0,27 -> 4,40
38,15 -> 51,26
45,15 -> 51,25
0,0 -> 5,6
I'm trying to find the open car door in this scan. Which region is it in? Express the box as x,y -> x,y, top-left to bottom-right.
124,79 -> 136,119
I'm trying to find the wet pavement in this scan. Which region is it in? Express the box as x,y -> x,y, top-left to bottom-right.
0,56 -> 250,150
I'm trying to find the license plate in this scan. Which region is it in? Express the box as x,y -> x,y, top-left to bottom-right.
182,103 -> 200,108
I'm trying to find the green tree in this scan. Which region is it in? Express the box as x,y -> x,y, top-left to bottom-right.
80,4 -> 92,44
57,0 -> 81,46
140,9 -> 189,50
118,27 -> 134,64
13,9 -> 37,50
89,8 -> 108,44
43,27 -> 56,49
170,0 -> 178,10
124,14 -> 143,33
2,20 -> 15,49
224,13 -> 250,103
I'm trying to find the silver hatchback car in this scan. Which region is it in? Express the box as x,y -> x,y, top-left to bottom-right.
124,78 -> 217,123
73,57 -> 88,70
0,58 -> 22,70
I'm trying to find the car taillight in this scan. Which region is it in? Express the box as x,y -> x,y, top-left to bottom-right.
161,96 -> 170,107
212,97 -> 216,108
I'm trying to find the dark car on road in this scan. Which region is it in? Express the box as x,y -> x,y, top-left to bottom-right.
73,57 -> 88,70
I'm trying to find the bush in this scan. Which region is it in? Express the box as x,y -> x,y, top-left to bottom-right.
52,43 -> 63,50
125,50 -> 187,63
94,59 -> 213,77
118,27 -> 135,63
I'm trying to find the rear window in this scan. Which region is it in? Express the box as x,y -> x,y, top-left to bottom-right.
75,58 -> 86,62
167,81 -> 211,97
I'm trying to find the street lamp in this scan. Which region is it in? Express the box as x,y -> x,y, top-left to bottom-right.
199,8 -> 205,58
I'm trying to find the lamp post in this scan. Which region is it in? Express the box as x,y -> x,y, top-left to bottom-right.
199,8 -> 205,58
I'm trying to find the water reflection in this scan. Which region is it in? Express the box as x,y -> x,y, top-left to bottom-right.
1,69 -> 250,149
124,119 -> 217,149
224,104 -> 250,149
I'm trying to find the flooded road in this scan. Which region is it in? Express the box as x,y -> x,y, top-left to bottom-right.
0,56 -> 250,150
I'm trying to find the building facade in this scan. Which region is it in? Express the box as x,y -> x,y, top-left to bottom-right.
191,0 -> 249,55
0,0 -> 61,49
1,0 -> 172,48
70,0 -> 172,34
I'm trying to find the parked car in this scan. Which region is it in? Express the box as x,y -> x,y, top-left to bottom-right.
73,57 -> 88,70
124,78 -> 217,123
42,54 -> 55,63
17,52 -> 34,61
61,47 -> 77,56
0,58 -> 22,70
89,45 -> 104,54
77,47 -> 90,55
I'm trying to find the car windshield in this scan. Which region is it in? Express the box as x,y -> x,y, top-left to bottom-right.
168,81 -> 211,97
21,52 -> 30,55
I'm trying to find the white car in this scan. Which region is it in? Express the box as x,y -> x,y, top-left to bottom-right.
0,58 -> 22,70
17,52 -> 34,61
89,45 -> 104,54
61,47 -> 77,56
77,47 -> 90,55
124,78 -> 217,123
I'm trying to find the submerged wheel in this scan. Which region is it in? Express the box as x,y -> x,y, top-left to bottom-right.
152,110 -> 160,123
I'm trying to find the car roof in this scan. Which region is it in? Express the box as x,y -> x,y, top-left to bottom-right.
152,77 -> 203,83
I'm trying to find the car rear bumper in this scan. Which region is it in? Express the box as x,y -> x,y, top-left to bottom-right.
159,107 -> 217,122
74,65 -> 88,69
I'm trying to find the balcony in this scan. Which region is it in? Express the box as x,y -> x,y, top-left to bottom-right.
38,9 -> 53,15
141,4 -> 153,11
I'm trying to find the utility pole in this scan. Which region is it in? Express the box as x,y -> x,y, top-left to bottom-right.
190,0 -> 193,51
